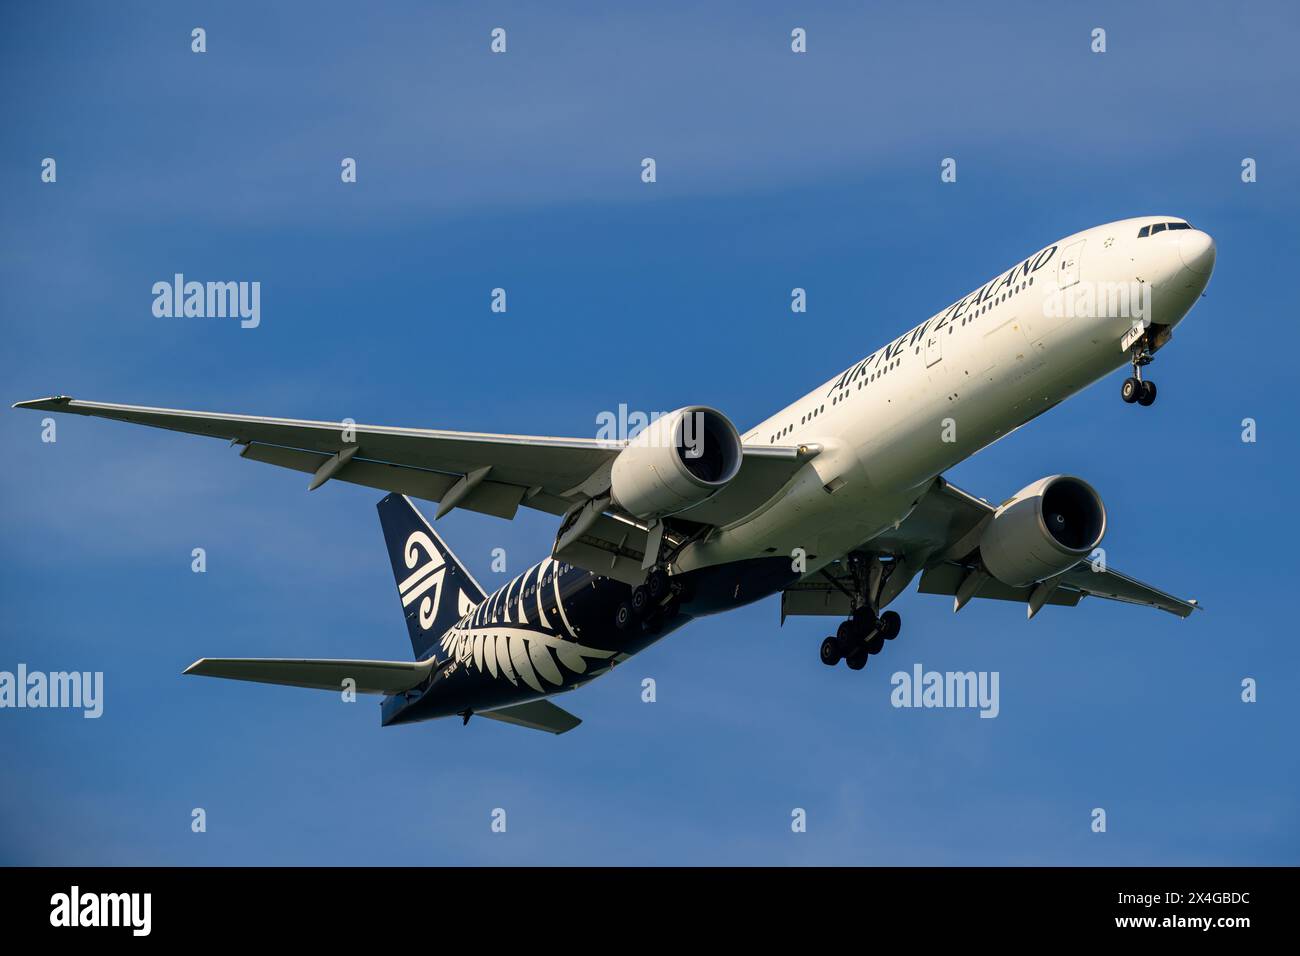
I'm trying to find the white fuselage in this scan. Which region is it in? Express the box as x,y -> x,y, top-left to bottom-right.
677,216 -> 1215,577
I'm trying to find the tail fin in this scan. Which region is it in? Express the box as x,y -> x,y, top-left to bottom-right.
376,494 -> 488,659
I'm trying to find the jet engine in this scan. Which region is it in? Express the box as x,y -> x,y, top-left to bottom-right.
609,406 -> 742,520
979,475 -> 1106,587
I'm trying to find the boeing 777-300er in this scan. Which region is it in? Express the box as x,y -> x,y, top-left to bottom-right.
15,216 -> 1214,734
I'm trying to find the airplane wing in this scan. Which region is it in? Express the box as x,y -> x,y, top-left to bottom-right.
13,396 -> 811,528
782,476 -> 1199,621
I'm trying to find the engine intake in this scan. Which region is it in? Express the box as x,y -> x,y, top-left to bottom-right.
979,475 -> 1106,587
609,406 -> 742,519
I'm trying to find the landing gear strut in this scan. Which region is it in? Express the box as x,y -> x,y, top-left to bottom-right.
1121,340 -> 1157,407
817,552 -> 904,671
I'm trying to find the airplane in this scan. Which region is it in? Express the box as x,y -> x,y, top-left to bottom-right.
14,215 -> 1214,734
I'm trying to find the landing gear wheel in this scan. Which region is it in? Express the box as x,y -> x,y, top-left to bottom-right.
630,586 -> 650,615
846,648 -> 869,670
646,569 -> 669,601
1121,377 -> 1142,404
1137,380 -> 1157,406
820,637 -> 842,666
866,633 -> 885,655
837,619 -> 866,644
879,610 -> 901,640
614,602 -> 633,631
851,606 -> 877,627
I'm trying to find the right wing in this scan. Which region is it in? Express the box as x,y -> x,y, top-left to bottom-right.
14,396 -> 813,530
16,395 -> 614,518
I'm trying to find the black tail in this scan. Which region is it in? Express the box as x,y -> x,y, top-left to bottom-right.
376,494 -> 487,659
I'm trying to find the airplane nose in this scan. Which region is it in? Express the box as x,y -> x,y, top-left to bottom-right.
1178,230 -> 1216,276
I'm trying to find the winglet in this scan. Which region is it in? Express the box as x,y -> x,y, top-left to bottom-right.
13,395 -> 72,410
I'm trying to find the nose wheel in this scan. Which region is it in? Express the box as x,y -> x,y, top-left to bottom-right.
1121,377 -> 1156,406
1121,342 -> 1157,406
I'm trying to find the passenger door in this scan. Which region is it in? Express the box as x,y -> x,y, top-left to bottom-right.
925,326 -> 943,367
1057,240 -> 1085,289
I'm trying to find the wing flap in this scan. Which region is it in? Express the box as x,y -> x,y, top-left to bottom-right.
239,443 -> 533,519
781,583 -> 854,619
1060,565 -> 1199,618
917,564 -> 1083,608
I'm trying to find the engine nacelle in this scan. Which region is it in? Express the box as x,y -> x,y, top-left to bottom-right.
979,475 -> 1106,587
609,406 -> 742,520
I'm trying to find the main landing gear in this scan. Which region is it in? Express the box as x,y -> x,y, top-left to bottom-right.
615,568 -> 682,636
820,609 -> 901,670
1121,342 -> 1157,407
817,551 -> 903,672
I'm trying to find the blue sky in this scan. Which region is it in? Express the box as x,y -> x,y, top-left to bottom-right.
2,0 -> 1297,864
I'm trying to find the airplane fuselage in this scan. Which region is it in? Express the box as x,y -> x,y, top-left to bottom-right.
387,215 -> 1215,726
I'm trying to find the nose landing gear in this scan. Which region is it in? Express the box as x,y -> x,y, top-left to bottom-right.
1121,340 -> 1157,406
1121,376 -> 1156,406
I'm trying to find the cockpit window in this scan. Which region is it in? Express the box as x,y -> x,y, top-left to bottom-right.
1139,220 -> 1193,237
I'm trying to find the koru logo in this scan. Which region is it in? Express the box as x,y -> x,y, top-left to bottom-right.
398,531 -> 447,630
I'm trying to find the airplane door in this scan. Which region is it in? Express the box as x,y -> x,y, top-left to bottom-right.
1057,240 -> 1085,288
925,327 -> 942,367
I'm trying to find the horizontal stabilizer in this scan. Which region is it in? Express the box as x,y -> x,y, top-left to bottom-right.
479,699 -> 582,735
183,657 -> 437,694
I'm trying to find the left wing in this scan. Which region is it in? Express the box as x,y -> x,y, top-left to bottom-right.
782,477 -> 1199,621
